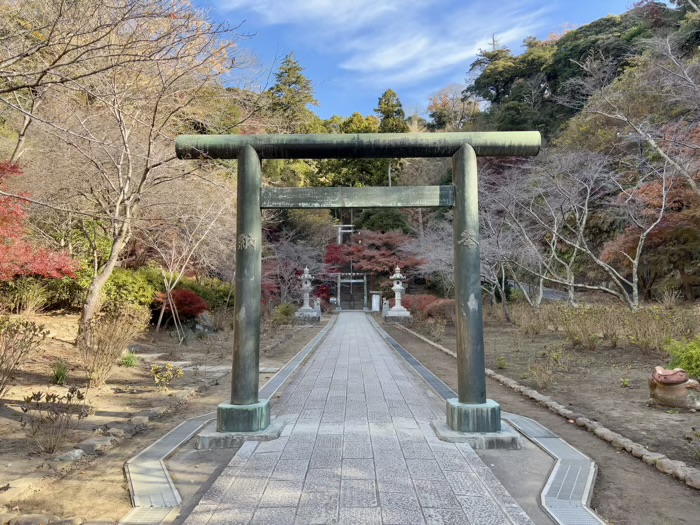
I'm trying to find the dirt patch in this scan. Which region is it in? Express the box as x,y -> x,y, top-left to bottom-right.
0,313 -> 325,522
384,322 -> 700,525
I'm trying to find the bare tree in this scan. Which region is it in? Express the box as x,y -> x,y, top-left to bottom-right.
142,204 -> 226,339
407,219 -> 455,296
563,45 -> 700,198
263,229 -> 328,306
491,151 -> 670,310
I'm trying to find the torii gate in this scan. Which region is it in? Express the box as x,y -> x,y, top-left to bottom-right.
176,132 -> 540,436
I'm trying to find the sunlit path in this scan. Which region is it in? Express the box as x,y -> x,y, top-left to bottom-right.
182,312 -> 533,525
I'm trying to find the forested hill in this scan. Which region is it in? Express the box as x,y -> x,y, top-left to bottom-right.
0,0 -> 698,326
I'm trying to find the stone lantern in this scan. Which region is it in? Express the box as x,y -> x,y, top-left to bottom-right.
386,265 -> 411,322
296,267 -> 320,322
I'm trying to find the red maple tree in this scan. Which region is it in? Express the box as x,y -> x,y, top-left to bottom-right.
0,162 -> 75,281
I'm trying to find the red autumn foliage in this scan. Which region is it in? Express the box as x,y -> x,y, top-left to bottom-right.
324,230 -> 424,275
156,288 -> 209,318
0,162 -> 76,281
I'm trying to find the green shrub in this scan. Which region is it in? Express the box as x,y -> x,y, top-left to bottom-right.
51,359 -> 68,385
178,277 -> 234,309
119,352 -> 139,368
103,268 -> 156,309
271,303 -> 296,325
3,278 -> 48,314
151,363 -> 184,391
44,277 -> 85,310
666,338 -> 700,379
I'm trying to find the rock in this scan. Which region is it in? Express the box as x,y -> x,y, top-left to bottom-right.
685,468 -> 700,489
630,445 -> 648,458
593,427 -> 616,442
584,420 -> 602,431
556,408 -> 575,418
611,437 -> 635,451
8,515 -> 60,525
642,452 -> 666,465
55,450 -> 85,462
105,428 -> 124,438
75,437 -> 115,455
129,416 -> 149,426
49,518 -> 83,525
0,514 -> 18,525
673,465 -> 693,481
105,421 -> 134,433
655,459 -> 686,476
575,417 -> 590,427
134,407 -> 167,420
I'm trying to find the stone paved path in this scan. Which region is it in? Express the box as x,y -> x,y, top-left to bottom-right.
183,312 -> 534,525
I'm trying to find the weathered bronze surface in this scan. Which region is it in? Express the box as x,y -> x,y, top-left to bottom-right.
261,185 -> 454,209
231,146 -> 262,406
176,131 -> 541,159
452,144 -> 487,405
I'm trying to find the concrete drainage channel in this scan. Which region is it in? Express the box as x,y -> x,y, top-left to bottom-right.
119,317 -> 336,525
367,315 -> 606,525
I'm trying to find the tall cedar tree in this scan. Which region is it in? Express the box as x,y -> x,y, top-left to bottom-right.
268,53 -> 319,133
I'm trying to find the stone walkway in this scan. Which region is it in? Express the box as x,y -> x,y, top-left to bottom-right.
182,312 -> 533,525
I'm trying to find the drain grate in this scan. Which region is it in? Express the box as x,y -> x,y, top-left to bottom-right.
120,507 -> 173,524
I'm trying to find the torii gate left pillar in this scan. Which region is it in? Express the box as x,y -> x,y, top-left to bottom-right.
217,145 -> 269,432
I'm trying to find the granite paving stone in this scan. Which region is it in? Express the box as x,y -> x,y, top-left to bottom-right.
180,312 -> 532,525
341,458 -> 375,479
338,507 -> 382,525
303,468 -> 341,493
340,479 -> 378,507
407,459 -> 446,480
250,507 -> 296,525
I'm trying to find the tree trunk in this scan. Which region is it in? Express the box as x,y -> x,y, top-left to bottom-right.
78,233 -> 128,340
679,267 -> 693,301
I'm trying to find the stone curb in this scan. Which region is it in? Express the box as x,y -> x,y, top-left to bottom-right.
392,323 -> 700,491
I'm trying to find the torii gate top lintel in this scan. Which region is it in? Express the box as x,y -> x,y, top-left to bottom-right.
175,131 -> 541,436
175,131 -> 541,160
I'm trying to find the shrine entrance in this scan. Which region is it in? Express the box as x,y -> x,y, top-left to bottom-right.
176,132 -> 540,435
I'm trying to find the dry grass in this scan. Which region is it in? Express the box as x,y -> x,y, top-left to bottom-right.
79,306 -> 150,387
508,302 -> 697,354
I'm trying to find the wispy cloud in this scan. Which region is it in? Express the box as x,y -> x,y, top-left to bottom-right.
218,0 -> 550,89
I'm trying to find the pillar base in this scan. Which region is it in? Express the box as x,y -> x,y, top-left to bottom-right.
217,399 -> 270,433
431,420 -> 521,449
446,398 -> 501,433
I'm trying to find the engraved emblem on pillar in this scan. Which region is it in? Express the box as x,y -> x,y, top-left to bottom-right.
237,233 -> 257,250
458,229 -> 478,248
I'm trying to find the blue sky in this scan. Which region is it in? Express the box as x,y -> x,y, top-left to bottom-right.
197,0 -> 636,119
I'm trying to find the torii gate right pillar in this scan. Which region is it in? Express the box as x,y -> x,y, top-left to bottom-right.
448,143 -> 500,432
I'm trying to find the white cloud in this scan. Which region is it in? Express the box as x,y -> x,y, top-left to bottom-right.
218,0 -> 551,88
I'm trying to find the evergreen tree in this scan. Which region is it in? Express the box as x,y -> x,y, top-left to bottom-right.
267,53 -> 319,133
375,89 -> 410,132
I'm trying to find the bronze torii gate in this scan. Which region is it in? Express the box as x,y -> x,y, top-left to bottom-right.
176,132 -> 540,435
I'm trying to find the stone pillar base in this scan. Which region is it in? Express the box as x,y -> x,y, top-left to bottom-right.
217,399 -> 270,433
446,398 -> 501,433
